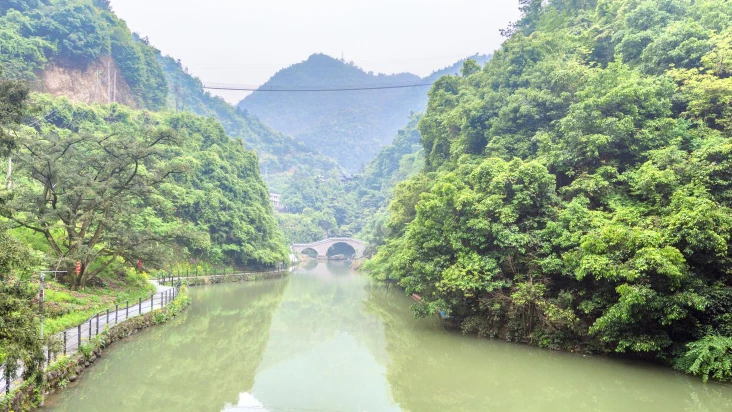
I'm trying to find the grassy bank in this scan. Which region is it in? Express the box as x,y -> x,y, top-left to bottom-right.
41,269 -> 156,336
1,286 -> 190,412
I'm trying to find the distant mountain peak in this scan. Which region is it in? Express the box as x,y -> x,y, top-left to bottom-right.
238,54 -> 492,172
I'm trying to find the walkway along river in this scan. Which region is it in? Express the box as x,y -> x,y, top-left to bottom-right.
43,262 -> 732,412
0,280 -> 177,395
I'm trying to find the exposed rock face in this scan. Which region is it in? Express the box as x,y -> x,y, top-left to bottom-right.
36,56 -> 137,108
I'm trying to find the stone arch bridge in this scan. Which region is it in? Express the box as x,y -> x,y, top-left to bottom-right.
292,238 -> 366,260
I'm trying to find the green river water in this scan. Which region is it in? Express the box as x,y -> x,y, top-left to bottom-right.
43,262 -> 732,412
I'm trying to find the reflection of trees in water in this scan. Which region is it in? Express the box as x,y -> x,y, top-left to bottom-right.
364,288 -> 732,412
325,260 -> 352,275
300,259 -> 318,271
257,265 -> 388,372
45,280 -> 288,412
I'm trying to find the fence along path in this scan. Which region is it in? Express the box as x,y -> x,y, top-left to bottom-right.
0,281 -> 179,395
0,264 -> 288,395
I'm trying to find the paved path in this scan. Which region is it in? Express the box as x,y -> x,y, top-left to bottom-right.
1,280 -> 179,394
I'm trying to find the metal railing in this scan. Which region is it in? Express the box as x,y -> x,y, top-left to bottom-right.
157,263 -> 288,286
1,285 -> 180,395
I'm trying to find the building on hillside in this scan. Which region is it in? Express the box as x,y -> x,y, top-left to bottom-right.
269,193 -> 285,212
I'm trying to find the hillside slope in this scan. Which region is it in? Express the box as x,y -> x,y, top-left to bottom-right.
158,54 -> 341,177
0,0 -> 289,267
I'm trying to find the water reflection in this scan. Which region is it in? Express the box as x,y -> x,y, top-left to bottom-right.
241,263 -> 397,412
43,280 -> 287,412
365,285 -> 732,412
44,263 -> 732,412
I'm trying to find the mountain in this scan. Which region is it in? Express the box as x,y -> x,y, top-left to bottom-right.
238,53 -> 490,172
157,53 -> 341,178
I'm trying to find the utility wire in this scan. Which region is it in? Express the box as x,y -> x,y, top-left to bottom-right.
202,83 -> 435,92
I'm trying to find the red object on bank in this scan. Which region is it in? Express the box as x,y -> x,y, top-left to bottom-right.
137,259 -> 143,270
75,261 -> 81,275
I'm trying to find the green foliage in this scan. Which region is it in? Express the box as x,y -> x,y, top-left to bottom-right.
78,333 -> 105,360
41,271 -> 156,335
0,0 -> 168,109
675,336 -> 732,382
34,0 -> 111,67
367,0 -> 732,380
0,79 -> 29,158
0,232 -> 45,381
3,96 -> 286,283
110,30 -> 168,109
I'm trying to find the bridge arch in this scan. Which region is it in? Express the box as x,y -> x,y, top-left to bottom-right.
292,238 -> 366,260
326,242 -> 357,259
300,247 -> 318,258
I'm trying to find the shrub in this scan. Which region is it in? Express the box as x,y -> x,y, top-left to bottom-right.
674,336 -> 732,382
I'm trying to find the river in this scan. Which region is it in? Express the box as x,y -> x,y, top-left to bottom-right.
43,261 -> 732,412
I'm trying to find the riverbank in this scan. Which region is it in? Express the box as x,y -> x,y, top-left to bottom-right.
41,273 -> 157,337
39,263 -> 732,412
159,268 -> 290,288
0,286 -> 190,412
2,268 -> 291,411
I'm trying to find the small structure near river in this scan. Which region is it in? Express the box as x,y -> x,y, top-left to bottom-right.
292,238 -> 366,260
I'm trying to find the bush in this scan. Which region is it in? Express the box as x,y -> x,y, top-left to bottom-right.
674,336 -> 732,382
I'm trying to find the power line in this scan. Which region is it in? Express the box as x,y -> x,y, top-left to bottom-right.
202,83 -> 435,92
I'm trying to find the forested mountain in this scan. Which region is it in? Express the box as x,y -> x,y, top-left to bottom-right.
0,0 -> 340,177
157,54 -> 340,177
0,0 -> 351,249
342,114 -> 424,250
367,0 -> 732,382
0,0 -> 289,273
0,0 -> 168,108
238,53 -> 490,172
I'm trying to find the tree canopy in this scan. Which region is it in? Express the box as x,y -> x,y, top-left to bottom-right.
2,95 -> 287,288
367,0 -> 732,382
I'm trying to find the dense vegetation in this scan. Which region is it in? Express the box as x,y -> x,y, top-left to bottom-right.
0,0 -> 168,108
0,0 -> 340,250
272,116 -> 424,245
0,78 -> 44,383
267,57 -> 491,244
367,0 -> 732,381
346,114 -> 424,251
238,54 -> 490,172
3,94 -> 287,284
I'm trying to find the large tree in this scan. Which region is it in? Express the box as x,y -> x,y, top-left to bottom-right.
3,123 -> 180,289
0,78 -> 29,190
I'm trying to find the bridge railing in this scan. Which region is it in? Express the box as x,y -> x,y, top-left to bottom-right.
292,238 -> 365,248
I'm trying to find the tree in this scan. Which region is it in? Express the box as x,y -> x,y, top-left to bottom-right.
460,59 -> 481,77
3,124 -> 180,289
368,0 -> 732,379
0,77 -> 43,385
34,1 -> 111,68
0,79 -> 28,191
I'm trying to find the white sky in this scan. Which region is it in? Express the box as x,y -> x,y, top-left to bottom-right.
109,0 -> 522,103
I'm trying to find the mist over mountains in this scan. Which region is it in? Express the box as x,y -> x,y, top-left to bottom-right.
238,53 -> 490,172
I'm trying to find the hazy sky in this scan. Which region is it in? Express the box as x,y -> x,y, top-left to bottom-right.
109,0 -> 521,103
